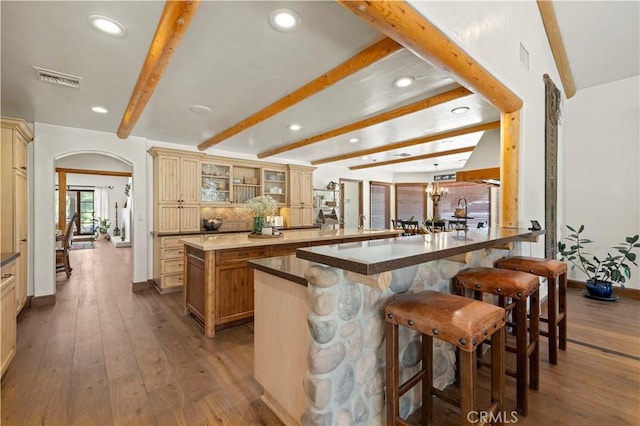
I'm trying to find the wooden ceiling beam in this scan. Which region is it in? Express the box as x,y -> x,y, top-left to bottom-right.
537,0 -> 576,98
258,86 -> 472,159
312,120 -> 499,165
117,1 -> 201,139
349,146 -> 475,170
337,1 -> 522,112
55,167 -> 132,178
456,167 -> 501,182
197,37 -> 403,151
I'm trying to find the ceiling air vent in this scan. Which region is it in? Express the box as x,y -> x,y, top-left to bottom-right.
33,66 -> 82,89
394,153 -> 412,158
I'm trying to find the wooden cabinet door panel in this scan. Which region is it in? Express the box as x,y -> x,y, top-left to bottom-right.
1,274 -> 16,376
180,157 -> 200,203
301,171 -> 313,205
157,156 -> 180,203
289,169 -> 301,206
215,262 -> 254,324
186,253 -> 205,323
180,205 -> 200,232
301,206 -> 314,226
269,242 -> 310,257
157,205 -> 180,233
14,170 -> 27,242
217,247 -> 268,264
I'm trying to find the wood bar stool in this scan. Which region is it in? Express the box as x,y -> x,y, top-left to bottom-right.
385,290 -> 506,426
453,268 -> 540,417
495,256 -> 567,365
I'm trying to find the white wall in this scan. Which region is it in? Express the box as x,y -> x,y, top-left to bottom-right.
562,76 -> 640,288
313,164 -> 394,227
410,0 -> 566,261
32,123 -> 148,297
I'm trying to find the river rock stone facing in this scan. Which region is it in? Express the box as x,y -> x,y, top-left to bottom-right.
301,246 -> 514,425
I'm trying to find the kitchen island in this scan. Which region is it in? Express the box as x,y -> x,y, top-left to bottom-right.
180,228 -> 401,337
249,227 -> 543,425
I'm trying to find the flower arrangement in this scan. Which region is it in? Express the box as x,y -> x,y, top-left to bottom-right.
245,195 -> 277,218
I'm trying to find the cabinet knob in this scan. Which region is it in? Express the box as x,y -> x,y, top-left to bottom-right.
21,239 -> 27,242
21,166 -> 27,170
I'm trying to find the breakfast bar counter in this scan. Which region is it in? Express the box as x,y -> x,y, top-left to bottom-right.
249,227 -> 543,425
179,228 -> 401,337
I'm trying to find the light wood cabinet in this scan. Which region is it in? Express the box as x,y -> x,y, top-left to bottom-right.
201,161 -> 231,204
152,236 -> 186,293
1,117 -> 32,317
149,148 -> 201,233
1,262 -> 17,377
285,206 -> 314,227
288,165 -> 314,207
263,168 -> 287,206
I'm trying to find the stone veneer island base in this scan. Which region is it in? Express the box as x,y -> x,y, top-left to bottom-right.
250,228 -> 543,425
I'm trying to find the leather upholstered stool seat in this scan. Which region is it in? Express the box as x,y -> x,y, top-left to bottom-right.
495,256 -> 567,365
385,290 -> 506,426
453,267 -> 540,417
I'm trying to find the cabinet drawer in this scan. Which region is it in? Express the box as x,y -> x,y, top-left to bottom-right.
218,247 -> 268,264
161,258 -> 184,274
161,237 -> 184,248
269,242 -> 309,257
161,273 -> 184,288
161,247 -> 184,259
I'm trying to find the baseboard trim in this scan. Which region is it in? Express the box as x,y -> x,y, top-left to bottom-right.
568,279 -> 640,300
260,391 -> 299,426
131,280 -> 153,292
153,283 -> 183,295
30,294 -> 56,308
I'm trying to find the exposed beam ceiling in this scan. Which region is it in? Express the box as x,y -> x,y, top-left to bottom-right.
311,120 -> 499,165
257,86 -> 472,158
337,0 -> 523,113
197,37 -> 403,151
117,0 -> 201,139
350,146 -> 475,170
537,0 -> 576,98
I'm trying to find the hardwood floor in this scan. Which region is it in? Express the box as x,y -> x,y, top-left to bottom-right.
1,239 -> 639,425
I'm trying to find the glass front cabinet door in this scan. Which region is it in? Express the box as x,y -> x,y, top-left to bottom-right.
262,169 -> 287,205
201,162 -> 231,204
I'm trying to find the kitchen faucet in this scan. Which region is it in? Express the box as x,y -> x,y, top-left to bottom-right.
358,214 -> 367,230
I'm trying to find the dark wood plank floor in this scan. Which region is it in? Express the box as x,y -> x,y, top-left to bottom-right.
1,239 -> 639,425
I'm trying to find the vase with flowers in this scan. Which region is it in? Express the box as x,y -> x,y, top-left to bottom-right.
246,195 -> 278,234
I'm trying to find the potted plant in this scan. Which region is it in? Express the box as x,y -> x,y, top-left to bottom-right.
558,224 -> 639,299
92,217 -> 111,239
327,181 -> 338,190
245,195 -> 277,234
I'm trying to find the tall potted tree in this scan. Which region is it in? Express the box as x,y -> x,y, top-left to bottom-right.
558,224 -> 639,300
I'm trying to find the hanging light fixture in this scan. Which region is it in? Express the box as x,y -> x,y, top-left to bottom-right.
427,163 -> 448,207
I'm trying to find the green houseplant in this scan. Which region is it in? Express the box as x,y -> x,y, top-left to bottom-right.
558,224 -> 639,299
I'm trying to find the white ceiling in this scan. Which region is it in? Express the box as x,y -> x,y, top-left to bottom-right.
1,1 -> 637,174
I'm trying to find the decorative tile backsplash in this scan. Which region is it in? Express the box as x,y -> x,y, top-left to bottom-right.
201,207 -> 281,231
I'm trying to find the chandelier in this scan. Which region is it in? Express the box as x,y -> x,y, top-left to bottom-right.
427,163 -> 448,206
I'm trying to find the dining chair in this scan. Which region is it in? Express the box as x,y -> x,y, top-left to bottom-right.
56,213 -> 78,278
401,220 -> 419,235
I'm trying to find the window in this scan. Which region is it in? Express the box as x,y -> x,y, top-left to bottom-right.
395,183 -> 427,222
437,182 -> 493,227
370,181 -> 391,229
59,189 -> 95,235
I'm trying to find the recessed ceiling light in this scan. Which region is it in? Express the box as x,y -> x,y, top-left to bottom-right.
394,153 -> 412,158
361,156 -> 369,160
91,106 -> 108,114
451,106 -> 470,114
441,140 -> 452,144
288,124 -> 302,131
349,137 -> 359,143
189,105 -> 212,114
88,15 -> 126,37
393,76 -> 414,88
270,9 -> 300,31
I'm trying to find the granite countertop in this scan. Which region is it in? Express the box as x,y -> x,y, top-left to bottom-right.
0,252 -> 20,268
180,228 -> 401,251
248,255 -> 310,286
296,228 -> 545,275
